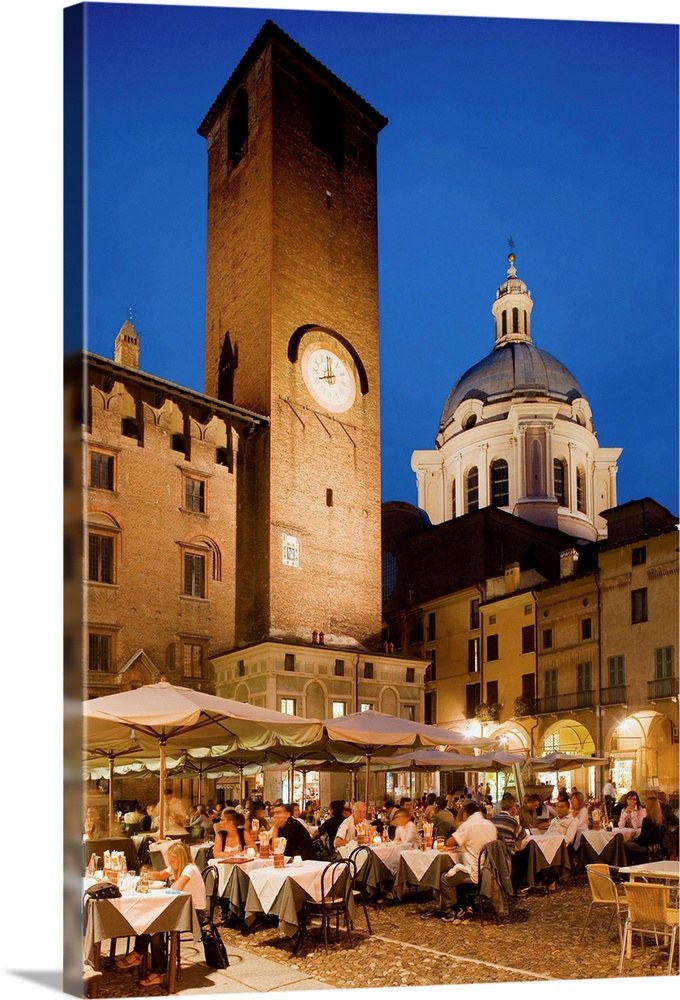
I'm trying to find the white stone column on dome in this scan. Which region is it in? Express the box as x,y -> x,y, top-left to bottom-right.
567,441 -> 577,515
545,421 -> 555,502
507,434 -> 518,511
478,442 -> 489,508
414,466 -> 426,512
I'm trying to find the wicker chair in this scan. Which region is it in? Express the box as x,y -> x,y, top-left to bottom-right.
294,858 -> 355,954
619,881 -> 679,976
579,864 -> 628,945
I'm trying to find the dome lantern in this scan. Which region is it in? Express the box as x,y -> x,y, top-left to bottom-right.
491,252 -> 534,348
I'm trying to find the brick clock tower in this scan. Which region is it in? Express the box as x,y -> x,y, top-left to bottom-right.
197,21 -> 424,779
198,22 -> 387,656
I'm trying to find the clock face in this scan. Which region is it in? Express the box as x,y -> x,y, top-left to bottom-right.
301,346 -> 356,413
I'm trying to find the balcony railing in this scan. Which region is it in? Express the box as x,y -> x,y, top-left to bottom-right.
647,676 -> 679,701
535,690 -> 595,714
600,685 -> 628,706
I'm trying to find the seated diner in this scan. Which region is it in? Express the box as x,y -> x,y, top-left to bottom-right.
115,840 -> 206,988
213,809 -> 256,856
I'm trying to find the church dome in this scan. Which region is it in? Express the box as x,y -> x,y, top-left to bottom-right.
439,341 -> 583,434
438,252 -> 583,436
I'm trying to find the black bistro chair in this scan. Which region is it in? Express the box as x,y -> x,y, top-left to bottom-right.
348,845 -> 374,934
171,866 -> 226,982
295,858 -> 355,954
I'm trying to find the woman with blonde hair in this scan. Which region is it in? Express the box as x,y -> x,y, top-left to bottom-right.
116,840 -> 206,987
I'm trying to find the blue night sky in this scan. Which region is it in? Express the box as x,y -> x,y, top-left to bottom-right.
78,2 -> 679,516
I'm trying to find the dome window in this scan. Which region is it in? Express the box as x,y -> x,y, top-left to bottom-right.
554,458 -> 568,507
512,307 -> 519,333
576,466 -> 586,513
466,467 -> 479,513
491,459 -> 509,507
502,311 -> 507,337
463,413 -> 477,430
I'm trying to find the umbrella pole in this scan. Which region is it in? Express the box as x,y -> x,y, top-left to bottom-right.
108,752 -> 115,838
239,766 -> 244,806
159,737 -> 167,840
365,754 -> 372,806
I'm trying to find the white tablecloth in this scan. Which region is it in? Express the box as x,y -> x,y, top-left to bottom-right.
248,860 -> 334,913
399,848 -> 453,882
83,878 -> 200,966
524,832 -> 565,865
582,828 -> 638,855
209,856 -> 271,895
338,840 -> 407,875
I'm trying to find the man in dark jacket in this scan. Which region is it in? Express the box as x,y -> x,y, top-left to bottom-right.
271,803 -> 317,860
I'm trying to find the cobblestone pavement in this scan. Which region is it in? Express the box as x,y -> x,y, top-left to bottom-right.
91,880 -> 678,997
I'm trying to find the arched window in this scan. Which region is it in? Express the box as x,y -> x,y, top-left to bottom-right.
466,467 -> 479,513
491,459 -> 509,507
228,90 -> 249,166
512,307 -> 519,333
524,310 -> 528,334
576,466 -> 586,513
502,311 -> 507,337
451,479 -> 457,519
553,458 -> 568,507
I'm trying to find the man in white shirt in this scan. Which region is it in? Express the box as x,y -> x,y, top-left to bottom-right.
602,778 -> 617,816
546,797 -> 578,843
334,801 -> 367,848
425,801 -> 497,922
536,798 -> 578,891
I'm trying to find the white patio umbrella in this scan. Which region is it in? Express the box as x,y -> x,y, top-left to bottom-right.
323,710 -> 496,802
371,749 -> 525,771
83,680 -> 323,836
529,753 -> 610,772
529,753 -> 611,794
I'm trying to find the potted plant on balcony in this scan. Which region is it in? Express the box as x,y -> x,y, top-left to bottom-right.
513,696 -> 534,717
475,702 -> 501,723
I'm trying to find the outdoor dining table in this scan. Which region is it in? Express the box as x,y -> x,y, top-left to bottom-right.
393,847 -> 458,899
617,859 -> 680,883
577,828 -> 638,868
82,877 -> 200,994
82,837 -> 138,873
208,856 -> 273,920
518,832 -> 572,886
338,840 -> 407,895
238,858 -> 353,938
